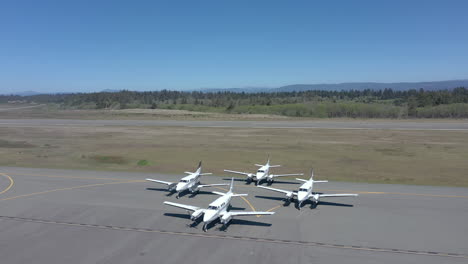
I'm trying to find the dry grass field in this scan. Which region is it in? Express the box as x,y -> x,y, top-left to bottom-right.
0,124 -> 467,187
1,103 -> 467,122
0,104 -> 289,120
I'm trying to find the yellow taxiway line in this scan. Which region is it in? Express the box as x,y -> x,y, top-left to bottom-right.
0,180 -> 144,202
0,173 -> 14,195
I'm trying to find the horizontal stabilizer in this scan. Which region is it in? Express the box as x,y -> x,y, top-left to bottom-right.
212,191 -> 226,196
184,171 -> 193,174
254,164 -> 264,167
313,180 -> 328,183
295,178 -> 308,182
199,173 -> 213,175
269,165 -> 281,168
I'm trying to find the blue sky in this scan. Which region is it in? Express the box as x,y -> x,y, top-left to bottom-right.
1,0 -> 467,93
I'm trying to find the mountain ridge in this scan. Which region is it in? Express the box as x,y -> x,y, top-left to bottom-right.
202,79 -> 468,93
3,79 -> 468,95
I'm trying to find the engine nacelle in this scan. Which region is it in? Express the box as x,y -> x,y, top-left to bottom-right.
191,209 -> 205,221
311,194 -> 320,202
220,213 -> 232,225
168,183 -> 177,191
189,184 -> 200,193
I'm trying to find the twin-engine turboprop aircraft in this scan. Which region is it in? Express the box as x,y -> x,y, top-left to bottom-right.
224,157 -> 303,185
146,161 -> 227,198
258,169 -> 358,209
164,178 -> 275,231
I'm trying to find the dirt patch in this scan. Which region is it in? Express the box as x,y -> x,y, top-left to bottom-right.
0,139 -> 35,148
89,155 -> 127,164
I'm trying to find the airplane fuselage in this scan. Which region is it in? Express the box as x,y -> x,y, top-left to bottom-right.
202,193 -> 231,225
175,173 -> 200,192
254,165 -> 270,182
297,180 -> 313,203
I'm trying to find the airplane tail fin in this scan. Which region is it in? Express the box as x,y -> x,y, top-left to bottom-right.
267,155 -> 281,167
309,169 -> 328,183
229,177 -> 234,193
228,177 -> 247,197
195,161 -> 202,174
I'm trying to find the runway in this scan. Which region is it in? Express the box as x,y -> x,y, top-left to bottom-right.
1,167 -> 467,263
0,118 -> 468,130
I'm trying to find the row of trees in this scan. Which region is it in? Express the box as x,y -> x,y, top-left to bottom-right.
1,87 -> 468,118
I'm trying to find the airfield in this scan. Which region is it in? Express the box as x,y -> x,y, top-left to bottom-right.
1,118 -> 468,130
1,166 -> 468,264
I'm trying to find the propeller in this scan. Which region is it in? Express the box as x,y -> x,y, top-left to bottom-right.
168,182 -> 177,192
312,194 -> 320,202
246,175 -> 253,184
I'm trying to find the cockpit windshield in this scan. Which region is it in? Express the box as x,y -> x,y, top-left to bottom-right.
299,188 -> 308,192
208,205 -> 218,210
180,179 -> 189,183
257,170 -> 265,173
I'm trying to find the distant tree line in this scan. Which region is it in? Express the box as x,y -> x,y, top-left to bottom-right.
1,87 -> 468,118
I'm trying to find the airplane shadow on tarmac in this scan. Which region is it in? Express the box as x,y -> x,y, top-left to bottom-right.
222,178 -> 298,186
163,213 -> 204,228
146,188 -> 216,198
255,195 -> 354,209
299,199 -> 354,209
163,212 -> 271,231
218,219 -> 272,232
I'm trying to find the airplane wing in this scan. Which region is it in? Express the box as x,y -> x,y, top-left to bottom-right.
225,211 -> 275,217
163,201 -> 201,212
258,186 -> 297,196
270,173 -> 303,178
224,169 -> 251,176
198,183 -> 229,188
231,193 -> 248,197
317,193 -> 358,198
146,178 -> 174,185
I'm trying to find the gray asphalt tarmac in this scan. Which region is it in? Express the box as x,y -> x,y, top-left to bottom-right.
0,118 -> 467,130
1,167 -> 467,264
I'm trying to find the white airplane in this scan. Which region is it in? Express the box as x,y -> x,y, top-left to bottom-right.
146,161 -> 227,198
258,169 -> 358,209
164,178 -> 275,231
224,157 -> 303,185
